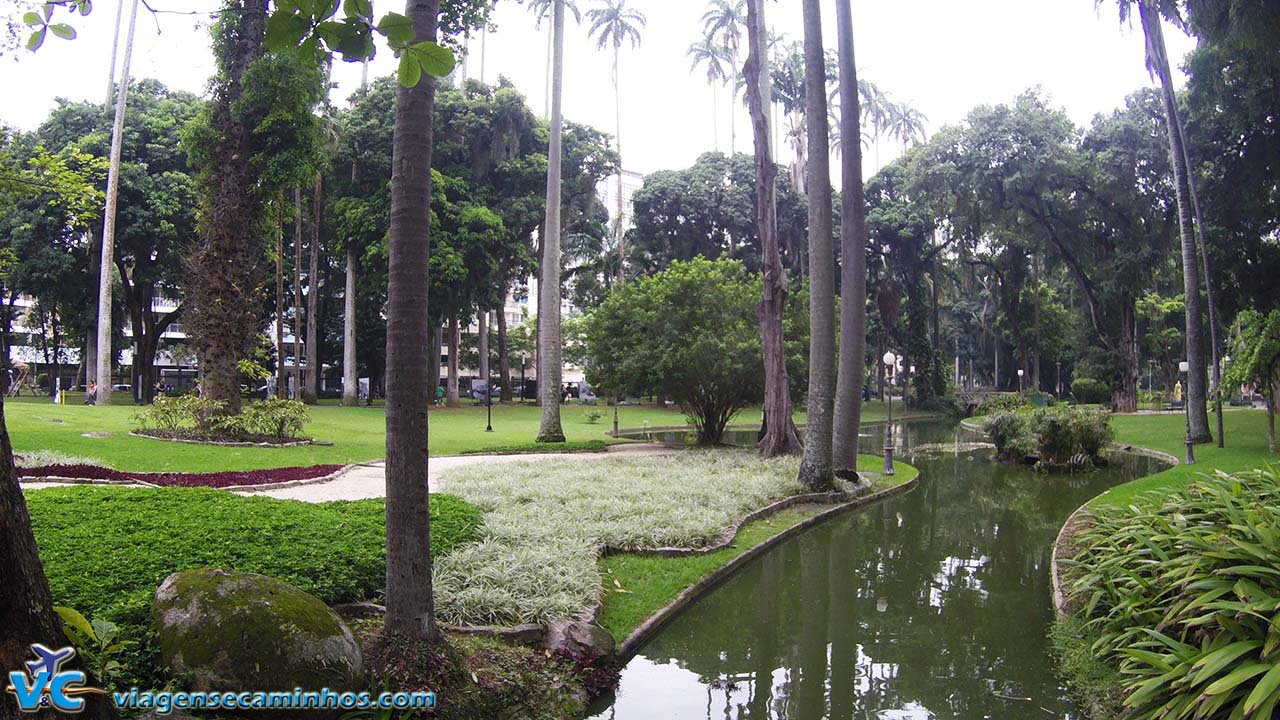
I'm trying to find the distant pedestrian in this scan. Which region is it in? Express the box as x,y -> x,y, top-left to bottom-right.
435,384 -> 444,406
84,382 -> 97,405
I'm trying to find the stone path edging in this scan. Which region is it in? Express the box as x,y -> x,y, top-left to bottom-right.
20,462 -> 368,492
127,430 -> 314,447
610,474 -> 921,662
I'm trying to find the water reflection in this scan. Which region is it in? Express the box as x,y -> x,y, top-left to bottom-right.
590,421 -> 1161,719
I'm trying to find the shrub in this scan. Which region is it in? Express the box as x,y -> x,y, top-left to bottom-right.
582,408 -> 604,425
1071,407 -> 1114,458
27,487 -> 482,689
133,395 -> 308,442
1063,469 -> 1280,719
1070,377 -> 1111,405
975,393 -> 1029,417
984,411 -> 1034,461
1031,407 -> 1077,465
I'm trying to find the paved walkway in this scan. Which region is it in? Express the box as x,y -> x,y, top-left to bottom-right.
23,443 -> 675,502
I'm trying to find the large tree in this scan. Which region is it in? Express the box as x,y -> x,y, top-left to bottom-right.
744,0 -> 800,456
830,0 -> 868,480
536,0 -> 567,443
795,0 -> 836,492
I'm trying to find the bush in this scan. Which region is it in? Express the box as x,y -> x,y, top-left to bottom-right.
1070,377 -> 1111,405
975,393 -> 1029,417
984,411 -> 1035,461
1063,469 -> 1280,719
133,395 -> 309,442
27,487 -> 482,689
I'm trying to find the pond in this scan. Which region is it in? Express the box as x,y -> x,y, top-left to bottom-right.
589,419 -> 1163,719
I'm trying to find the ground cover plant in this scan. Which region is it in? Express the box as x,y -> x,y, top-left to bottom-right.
435,449 -> 828,626
26,486 -> 482,688
1059,468 -> 1280,719
19,463 -> 344,487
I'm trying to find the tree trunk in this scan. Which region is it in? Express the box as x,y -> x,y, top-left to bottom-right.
613,48 -> 626,284
303,173 -> 322,404
832,0 -> 868,479
446,313 -> 460,408
795,0 -> 837,492
1114,297 -> 1139,413
427,325 -> 442,402
535,0 -> 567,443
1140,2 -> 1211,442
497,305 -> 511,402
382,0 -> 443,643
477,310 -> 489,398
342,242 -> 358,406
293,187 -> 304,400
276,203 -> 287,398
94,0 -> 140,408
745,0 -> 801,458
1268,403 -> 1275,453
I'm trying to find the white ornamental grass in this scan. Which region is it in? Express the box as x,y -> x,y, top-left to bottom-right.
433,449 -> 803,626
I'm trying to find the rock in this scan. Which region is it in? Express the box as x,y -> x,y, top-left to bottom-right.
153,569 -> 363,695
542,618 -> 615,663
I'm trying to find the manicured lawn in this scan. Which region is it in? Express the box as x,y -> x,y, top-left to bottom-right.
597,454 -> 918,644
4,396 -> 935,471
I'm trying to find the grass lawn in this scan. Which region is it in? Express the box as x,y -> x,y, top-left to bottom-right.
597,454 -> 919,644
4,395 -> 935,471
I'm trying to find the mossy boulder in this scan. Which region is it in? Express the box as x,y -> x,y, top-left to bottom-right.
153,568 -> 363,693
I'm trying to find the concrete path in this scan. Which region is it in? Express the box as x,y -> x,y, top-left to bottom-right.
19,443 -> 675,501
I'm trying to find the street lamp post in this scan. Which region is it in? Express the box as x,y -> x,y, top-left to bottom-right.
883,351 -> 896,476
612,393 -> 619,437
520,359 -> 526,405
485,367 -> 493,433
1180,360 -> 1194,465
1018,368 -> 1025,393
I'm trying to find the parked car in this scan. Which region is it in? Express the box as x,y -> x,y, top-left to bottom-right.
112,383 -> 131,393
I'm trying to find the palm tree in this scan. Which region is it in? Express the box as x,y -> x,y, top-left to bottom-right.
383,0 -> 445,640
796,0 -> 836,491
831,0 -> 869,480
744,0 -> 801,457
1105,0 -> 1211,442
886,101 -> 928,148
93,0 -> 140,406
686,37 -> 728,151
536,0 -> 568,443
701,0 -> 745,153
528,0 -> 581,119
587,0 -> 645,284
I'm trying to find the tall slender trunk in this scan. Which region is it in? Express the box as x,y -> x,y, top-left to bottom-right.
477,310 -> 489,398
342,243 -> 358,405
382,0 -> 443,642
1032,252 -> 1041,390
427,325 -> 443,401
796,0 -> 836,491
497,305 -> 511,401
711,80 -> 719,152
88,0 -> 126,389
831,0 -> 868,480
292,187 -> 304,399
1179,115 -> 1223,445
613,49 -> 625,284
535,0 -> 567,443
303,173 -> 321,404
276,203 -> 286,398
446,313 -> 460,407
94,0 -> 140,407
746,0 -> 801,457
1140,2 -> 1210,442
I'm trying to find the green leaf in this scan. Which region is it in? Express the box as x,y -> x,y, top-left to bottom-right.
264,11 -> 311,52
1191,640 -> 1263,687
397,53 -> 422,88
23,11 -> 42,26
77,1 -> 92,17
27,28 -> 47,52
342,0 -> 372,20
408,41 -> 455,77
376,12 -> 415,47
1243,663 -> 1280,717
1204,663 -> 1269,696
48,23 -> 76,40
54,606 -> 97,644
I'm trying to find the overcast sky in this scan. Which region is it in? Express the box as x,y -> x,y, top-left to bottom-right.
2,0 -> 1196,187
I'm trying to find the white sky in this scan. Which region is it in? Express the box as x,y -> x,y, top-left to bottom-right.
1,0 -> 1196,187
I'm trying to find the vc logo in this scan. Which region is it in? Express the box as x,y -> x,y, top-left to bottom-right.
5,644 -> 102,714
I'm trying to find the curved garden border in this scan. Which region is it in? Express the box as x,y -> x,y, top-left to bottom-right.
18,463 -> 366,491
128,430 -> 315,448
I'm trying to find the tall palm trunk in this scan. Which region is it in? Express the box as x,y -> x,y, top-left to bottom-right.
292,188 -> 304,398
535,0 -> 567,443
383,0 -> 443,642
446,313 -> 460,407
796,0 -> 836,491
711,80 -> 719,152
1139,1 -> 1210,442
613,48 -> 625,283
745,0 -> 800,457
304,173 -> 321,404
276,203 -> 286,398
478,310 -> 489,398
1178,117 -> 1224,445
342,66 -> 368,408
831,0 -> 868,480
94,0 -> 140,406
497,304 -> 511,401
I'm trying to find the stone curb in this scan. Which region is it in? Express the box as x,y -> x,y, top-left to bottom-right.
128,430 -> 315,448
19,463 -> 368,492
611,474 -> 921,663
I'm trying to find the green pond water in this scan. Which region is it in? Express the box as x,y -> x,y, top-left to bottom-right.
588,419 -> 1163,719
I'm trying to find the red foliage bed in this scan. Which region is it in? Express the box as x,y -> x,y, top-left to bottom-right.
18,464 -> 345,488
